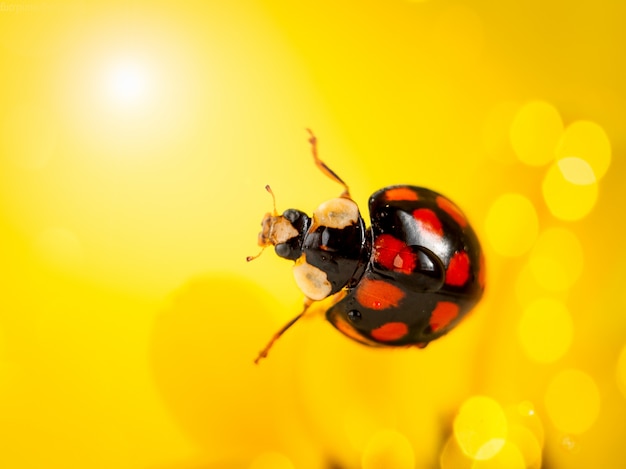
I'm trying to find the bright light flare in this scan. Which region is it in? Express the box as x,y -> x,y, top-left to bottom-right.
104,59 -> 152,107
55,16 -> 205,163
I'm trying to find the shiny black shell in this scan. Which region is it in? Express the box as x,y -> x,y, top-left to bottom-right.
325,185 -> 484,347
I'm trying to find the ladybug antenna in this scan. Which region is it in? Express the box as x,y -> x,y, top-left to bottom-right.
254,298 -> 313,364
305,128 -> 351,198
265,184 -> 278,216
246,185 -> 278,262
246,248 -> 265,262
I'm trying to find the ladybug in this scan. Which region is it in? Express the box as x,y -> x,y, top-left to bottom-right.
249,130 -> 485,363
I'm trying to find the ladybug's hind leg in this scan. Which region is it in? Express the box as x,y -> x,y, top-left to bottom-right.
306,129 -> 351,198
254,297 -> 314,364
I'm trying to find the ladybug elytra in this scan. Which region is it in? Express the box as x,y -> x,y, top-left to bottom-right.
249,130 -> 485,363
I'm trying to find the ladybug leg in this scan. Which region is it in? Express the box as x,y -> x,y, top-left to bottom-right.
306,128 -> 351,198
254,297 -> 314,364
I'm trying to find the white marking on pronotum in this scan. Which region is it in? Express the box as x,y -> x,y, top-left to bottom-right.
293,254 -> 332,301
313,198 -> 359,229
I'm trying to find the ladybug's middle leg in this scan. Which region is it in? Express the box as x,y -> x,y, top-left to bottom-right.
254,297 -> 314,364
306,128 -> 351,198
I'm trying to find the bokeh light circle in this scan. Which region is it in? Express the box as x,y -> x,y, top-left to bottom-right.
542,161 -> 598,221
560,434 -> 582,454
557,157 -> 596,185
440,435 -> 473,469
507,424 -> 542,469
544,369 -> 601,434
509,401 -> 545,450
470,441 -> 526,469
529,227 -> 584,292
556,120 -> 611,180
151,275 -> 301,462
517,401 -> 536,418
361,429 -> 415,469
453,396 -> 507,460
518,298 -> 573,363
485,193 -> 539,257
510,101 -> 563,166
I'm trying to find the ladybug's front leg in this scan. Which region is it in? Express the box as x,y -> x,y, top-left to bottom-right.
254,297 -> 315,364
306,128 -> 351,198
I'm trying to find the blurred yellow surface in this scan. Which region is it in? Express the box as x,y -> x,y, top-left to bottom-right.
1,1 -> 625,468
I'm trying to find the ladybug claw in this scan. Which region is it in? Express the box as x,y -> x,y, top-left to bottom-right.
306,127 -> 316,145
253,349 -> 268,365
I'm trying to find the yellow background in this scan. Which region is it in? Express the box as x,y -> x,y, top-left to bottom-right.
1,1 -> 625,468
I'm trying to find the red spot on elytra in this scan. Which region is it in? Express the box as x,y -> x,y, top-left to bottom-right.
385,187 -> 419,201
436,196 -> 467,228
446,251 -> 471,286
373,234 -> 416,274
354,278 -> 405,310
429,302 -> 460,332
371,322 -> 409,342
413,208 -> 443,236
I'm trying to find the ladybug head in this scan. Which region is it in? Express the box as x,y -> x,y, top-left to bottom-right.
248,185 -> 311,262
257,208 -> 311,261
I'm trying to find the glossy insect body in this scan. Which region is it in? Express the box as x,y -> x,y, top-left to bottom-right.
251,131 -> 484,363
326,185 -> 484,347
